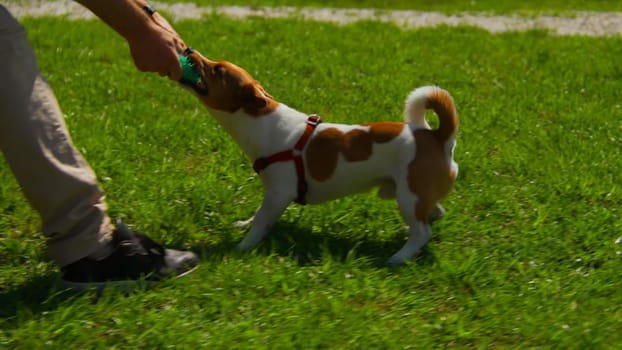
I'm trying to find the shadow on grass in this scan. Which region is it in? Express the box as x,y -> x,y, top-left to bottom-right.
0,272 -> 79,325
0,221 -> 436,327
194,221 -> 437,268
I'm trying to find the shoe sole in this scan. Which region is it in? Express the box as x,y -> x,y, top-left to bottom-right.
58,265 -> 198,293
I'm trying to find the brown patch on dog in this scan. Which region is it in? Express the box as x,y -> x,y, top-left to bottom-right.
341,129 -> 373,161
306,123 -> 406,181
306,128 -> 342,181
426,89 -> 458,145
363,122 -> 405,143
408,129 -> 455,223
187,52 -> 279,116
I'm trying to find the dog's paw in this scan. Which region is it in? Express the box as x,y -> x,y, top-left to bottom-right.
234,217 -> 254,229
386,255 -> 409,266
236,240 -> 257,252
429,204 -> 446,222
386,248 -> 424,266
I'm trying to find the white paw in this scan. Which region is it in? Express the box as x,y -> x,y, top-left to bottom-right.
429,204 -> 446,222
234,217 -> 254,229
236,240 -> 256,252
386,249 -> 423,266
386,255 -> 408,266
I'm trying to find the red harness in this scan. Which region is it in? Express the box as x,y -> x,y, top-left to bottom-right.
253,114 -> 322,205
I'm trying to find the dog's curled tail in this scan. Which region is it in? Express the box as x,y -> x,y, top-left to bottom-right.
404,86 -> 459,144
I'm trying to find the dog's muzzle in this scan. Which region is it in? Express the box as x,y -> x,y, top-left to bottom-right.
179,47 -> 208,95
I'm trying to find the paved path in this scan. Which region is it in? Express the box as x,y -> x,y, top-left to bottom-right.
6,0 -> 622,37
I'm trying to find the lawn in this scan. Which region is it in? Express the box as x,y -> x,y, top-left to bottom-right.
1,2 -> 622,349
155,0 -> 622,13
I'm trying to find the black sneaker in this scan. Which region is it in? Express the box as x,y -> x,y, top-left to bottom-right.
59,220 -> 198,291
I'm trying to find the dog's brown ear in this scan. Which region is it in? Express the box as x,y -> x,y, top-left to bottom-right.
258,86 -> 273,100
240,83 -> 269,116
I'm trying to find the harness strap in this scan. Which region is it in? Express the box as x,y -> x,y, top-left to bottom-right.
253,114 -> 321,204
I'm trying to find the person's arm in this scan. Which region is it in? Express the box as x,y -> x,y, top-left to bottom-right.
76,0 -> 185,80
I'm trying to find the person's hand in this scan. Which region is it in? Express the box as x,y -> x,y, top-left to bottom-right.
127,12 -> 186,80
75,0 -> 187,80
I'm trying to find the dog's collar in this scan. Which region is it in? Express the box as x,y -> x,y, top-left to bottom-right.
253,114 -> 322,204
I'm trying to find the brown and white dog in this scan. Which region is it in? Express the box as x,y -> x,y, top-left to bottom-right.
182,50 -> 459,265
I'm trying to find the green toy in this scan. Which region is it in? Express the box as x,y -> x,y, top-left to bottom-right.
179,52 -> 207,95
179,54 -> 201,85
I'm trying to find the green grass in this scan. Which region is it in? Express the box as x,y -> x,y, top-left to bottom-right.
1,10 -> 622,350
154,0 -> 622,14
6,0 -> 622,14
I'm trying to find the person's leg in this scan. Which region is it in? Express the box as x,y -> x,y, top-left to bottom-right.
0,7 -> 198,290
0,5 -> 114,267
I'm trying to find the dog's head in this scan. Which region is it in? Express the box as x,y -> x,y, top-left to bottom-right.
182,50 -> 278,116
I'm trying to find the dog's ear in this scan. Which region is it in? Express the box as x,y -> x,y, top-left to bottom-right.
258,86 -> 273,100
240,83 -> 269,116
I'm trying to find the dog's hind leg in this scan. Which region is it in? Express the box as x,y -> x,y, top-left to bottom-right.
387,192 -> 432,265
236,194 -> 291,251
429,203 -> 445,222
387,220 -> 432,265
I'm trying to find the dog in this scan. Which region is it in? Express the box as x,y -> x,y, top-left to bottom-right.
181,49 -> 459,265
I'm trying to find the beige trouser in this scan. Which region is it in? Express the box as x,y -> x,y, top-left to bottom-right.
0,6 -> 113,267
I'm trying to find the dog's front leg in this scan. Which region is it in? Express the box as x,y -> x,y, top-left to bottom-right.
236,193 -> 291,251
386,221 -> 432,265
